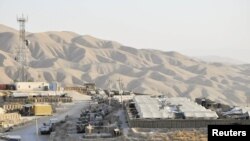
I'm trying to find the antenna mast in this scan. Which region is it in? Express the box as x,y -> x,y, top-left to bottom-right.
16,14 -> 29,82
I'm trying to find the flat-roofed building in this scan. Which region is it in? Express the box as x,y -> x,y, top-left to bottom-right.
15,82 -> 49,91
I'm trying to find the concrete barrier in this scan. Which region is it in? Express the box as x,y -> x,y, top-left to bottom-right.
3,103 -> 23,112
0,113 -> 21,126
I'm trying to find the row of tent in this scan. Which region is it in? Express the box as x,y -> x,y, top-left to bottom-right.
133,96 -> 218,119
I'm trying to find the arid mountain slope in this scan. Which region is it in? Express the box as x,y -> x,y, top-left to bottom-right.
0,24 -> 250,105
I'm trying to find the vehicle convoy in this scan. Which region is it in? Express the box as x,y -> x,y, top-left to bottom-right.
39,118 -> 59,135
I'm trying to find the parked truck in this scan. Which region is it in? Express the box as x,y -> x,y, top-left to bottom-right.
39,118 -> 59,135
21,103 -> 53,116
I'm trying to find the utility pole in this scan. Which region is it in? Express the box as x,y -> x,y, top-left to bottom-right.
35,116 -> 39,141
117,78 -> 123,108
36,117 -> 38,135
108,80 -> 112,106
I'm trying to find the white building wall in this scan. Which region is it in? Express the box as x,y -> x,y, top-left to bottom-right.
15,82 -> 49,91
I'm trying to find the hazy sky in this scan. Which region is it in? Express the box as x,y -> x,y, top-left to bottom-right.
0,0 -> 249,62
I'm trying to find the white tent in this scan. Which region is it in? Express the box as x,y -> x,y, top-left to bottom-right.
134,96 -> 218,119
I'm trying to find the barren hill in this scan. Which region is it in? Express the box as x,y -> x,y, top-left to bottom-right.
0,24 -> 250,105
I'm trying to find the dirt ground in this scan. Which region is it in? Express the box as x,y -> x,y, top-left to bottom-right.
125,128 -> 207,141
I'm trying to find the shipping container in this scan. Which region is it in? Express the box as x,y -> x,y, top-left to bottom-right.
6,84 -> 16,90
33,104 -> 52,116
0,84 -> 7,90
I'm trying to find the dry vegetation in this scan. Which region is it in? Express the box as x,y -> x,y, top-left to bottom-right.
168,131 -> 207,141
125,128 -> 207,141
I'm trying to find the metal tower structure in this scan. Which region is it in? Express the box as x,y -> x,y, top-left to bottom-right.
16,15 -> 29,82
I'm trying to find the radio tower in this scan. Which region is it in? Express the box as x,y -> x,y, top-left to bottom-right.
16,15 -> 29,82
